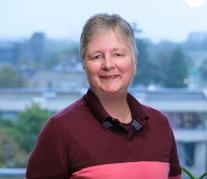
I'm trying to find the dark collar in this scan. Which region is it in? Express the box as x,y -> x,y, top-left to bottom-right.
83,88 -> 149,126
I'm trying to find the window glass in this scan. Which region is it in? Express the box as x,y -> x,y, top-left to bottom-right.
0,0 -> 206,178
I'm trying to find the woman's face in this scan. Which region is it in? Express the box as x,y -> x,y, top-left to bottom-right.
83,29 -> 137,96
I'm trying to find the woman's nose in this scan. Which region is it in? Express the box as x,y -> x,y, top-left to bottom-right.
102,56 -> 115,71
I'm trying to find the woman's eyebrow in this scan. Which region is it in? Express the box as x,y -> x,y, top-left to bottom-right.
85,50 -> 103,58
86,47 -> 128,58
111,47 -> 127,51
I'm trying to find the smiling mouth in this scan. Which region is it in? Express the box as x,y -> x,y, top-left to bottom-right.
100,75 -> 119,79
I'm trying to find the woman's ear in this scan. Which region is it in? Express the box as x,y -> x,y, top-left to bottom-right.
133,58 -> 137,75
82,61 -> 86,70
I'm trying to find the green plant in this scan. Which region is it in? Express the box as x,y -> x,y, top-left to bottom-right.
182,167 -> 207,179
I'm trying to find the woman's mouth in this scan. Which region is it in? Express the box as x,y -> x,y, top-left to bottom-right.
100,75 -> 119,79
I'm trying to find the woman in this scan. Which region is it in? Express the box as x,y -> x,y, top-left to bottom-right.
26,13 -> 182,179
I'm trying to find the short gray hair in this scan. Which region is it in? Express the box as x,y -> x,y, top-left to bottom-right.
80,13 -> 138,62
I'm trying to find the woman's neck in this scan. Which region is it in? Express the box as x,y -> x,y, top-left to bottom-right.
95,90 -> 132,124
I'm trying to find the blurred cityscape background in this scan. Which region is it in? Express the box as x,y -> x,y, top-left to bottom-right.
0,0 -> 207,178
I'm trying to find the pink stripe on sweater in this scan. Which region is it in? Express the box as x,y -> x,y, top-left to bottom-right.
169,175 -> 182,179
71,161 -> 181,179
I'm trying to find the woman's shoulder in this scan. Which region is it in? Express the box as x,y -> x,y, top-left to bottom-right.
46,96 -> 89,126
54,97 -> 86,118
142,104 -> 167,118
141,104 -> 170,125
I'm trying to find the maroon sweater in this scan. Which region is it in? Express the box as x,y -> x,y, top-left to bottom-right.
26,89 -> 182,179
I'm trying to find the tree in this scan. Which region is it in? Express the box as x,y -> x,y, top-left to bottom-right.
131,23 -> 158,87
0,105 -> 50,167
149,49 -> 173,86
13,103 -> 51,152
0,114 -> 29,167
0,129 -> 28,167
45,52 -> 59,70
133,39 -> 155,86
163,47 -> 188,88
198,59 -> 207,86
45,41 -> 80,70
0,66 -> 28,88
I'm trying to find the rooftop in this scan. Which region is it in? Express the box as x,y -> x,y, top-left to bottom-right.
0,88 -> 207,113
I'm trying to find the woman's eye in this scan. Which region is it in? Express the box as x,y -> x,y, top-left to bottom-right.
115,53 -> 122,57
93,55 -> 102,60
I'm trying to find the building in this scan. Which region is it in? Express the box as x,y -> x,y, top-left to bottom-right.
30,32 -> 46,64
0,45 -> 14,65
0,32 -> 46,68
31,70 -> 88,89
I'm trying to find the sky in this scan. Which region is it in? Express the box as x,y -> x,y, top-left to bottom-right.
0,0 -> 207,43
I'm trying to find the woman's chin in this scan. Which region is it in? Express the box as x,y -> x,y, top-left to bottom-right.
101,87 -> 125,94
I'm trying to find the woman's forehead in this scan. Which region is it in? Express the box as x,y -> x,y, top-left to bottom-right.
86,30 -> 130,53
